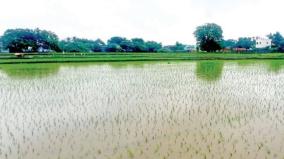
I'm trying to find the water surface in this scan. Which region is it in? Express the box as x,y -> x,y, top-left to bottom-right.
0,60 -> 284,159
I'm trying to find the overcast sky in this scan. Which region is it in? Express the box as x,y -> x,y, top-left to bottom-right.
1,0 -> 283,45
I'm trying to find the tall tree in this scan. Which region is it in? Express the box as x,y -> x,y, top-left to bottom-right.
236,37 -> 255,49
268,32 -> 284,52
222,39 -> 237,49
2,28 -> 60,53
0,36 -> 3,52
59,37 -> 96,52
120,40 -> 134,52
34,28 -> 61,52
131,38 -> 147,52
107,37 -> 129,52
92,39 -> 106,52
145,41 -> 162,52
105,43 -> 123,52
194,23 -> 223,52
168,42 -> 187,52
2,29 -> 37,52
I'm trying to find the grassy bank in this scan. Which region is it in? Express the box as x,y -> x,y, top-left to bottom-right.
0,52 -> 284,64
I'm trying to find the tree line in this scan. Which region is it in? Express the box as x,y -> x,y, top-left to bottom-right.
1,25 -> 284,53
0,28 -> 192,53
194,23 -> 284,53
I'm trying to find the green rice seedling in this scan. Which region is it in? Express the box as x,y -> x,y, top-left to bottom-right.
0,60 -> 283,159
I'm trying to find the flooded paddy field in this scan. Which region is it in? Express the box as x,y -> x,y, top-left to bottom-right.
0,60 -> 284,159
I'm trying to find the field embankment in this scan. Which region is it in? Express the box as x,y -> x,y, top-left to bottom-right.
0,52 -> 284,64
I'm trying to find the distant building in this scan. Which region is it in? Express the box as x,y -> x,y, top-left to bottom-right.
252,36 -> 272,49
233,48 -> 248,53
163,44 -> 196,53
184,45 -> 196,52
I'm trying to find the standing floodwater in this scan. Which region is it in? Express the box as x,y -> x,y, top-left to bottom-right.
0,60 -> 284,159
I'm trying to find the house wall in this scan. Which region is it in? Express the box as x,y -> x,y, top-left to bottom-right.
252,37 -> 272,48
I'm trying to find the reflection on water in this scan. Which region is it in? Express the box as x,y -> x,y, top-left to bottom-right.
1,60 -> 283,80
0,62 -> 151,80
236,60 -> 284,73
266,60 -> 284,73
0,60 -> 284,159
0,64 -> 61,79
195,61 -> 224,82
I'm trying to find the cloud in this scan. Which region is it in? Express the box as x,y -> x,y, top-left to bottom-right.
0,0 -> 284,45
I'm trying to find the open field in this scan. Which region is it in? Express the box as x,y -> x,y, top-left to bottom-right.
0,60 -> 284,159
0,53 -> 284,64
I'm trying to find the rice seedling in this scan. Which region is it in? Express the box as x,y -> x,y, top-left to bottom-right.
0,60 -> 283,159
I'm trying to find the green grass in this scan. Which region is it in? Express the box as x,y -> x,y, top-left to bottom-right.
0,52 -> 284,64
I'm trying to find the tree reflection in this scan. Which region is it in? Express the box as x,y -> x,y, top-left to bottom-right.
0,64 -> 60,79
235,60 -> 284,73
266,60 -> 284,73
195,61 -> 224,82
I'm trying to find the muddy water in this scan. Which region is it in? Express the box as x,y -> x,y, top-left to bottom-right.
0,60 -> 284,159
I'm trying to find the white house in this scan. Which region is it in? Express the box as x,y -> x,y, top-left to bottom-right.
252,36 -> 272,48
